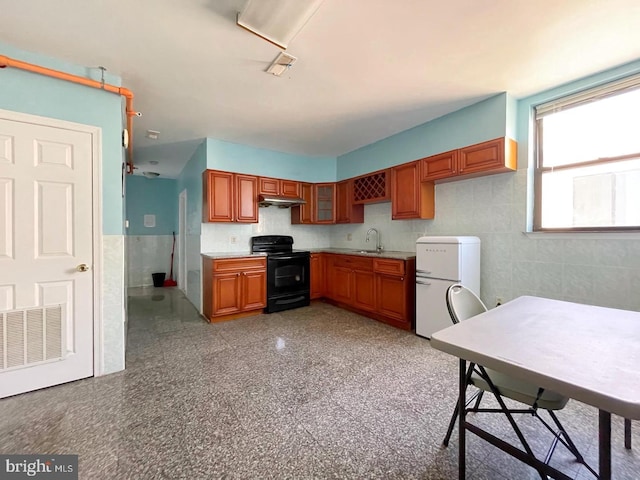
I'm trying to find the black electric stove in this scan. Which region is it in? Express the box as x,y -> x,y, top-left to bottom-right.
250,235 -> 310,313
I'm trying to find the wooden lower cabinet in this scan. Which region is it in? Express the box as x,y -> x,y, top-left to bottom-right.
376,274 -> 409,322
202,256 -> 266,322
310,253 -> 325,299
352,269 -> 376,312
323,254 -> 415,330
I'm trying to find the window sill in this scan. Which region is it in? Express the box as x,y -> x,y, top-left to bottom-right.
523,231 -> 640,239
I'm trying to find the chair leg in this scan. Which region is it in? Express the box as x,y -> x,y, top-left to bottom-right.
625,418 -> 632,450
443,401 -> 459,447
442,363 -> 479,447
473,390 -> 484,410
546,410 -> 599,479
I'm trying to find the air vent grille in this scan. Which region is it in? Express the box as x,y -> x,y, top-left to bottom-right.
1,305 -> 64,371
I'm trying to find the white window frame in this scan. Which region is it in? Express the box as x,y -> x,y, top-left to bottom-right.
534,73 -> 640,232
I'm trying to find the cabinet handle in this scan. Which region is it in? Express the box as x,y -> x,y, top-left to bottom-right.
400,277 -> 404,281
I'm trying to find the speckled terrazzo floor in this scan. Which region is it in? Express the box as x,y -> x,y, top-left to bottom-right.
1,287 -> 639,479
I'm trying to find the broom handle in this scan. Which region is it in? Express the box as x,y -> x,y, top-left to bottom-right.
169,231 -> 176,278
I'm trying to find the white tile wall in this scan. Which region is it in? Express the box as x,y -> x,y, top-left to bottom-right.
102,235 -> 125,374
201,207 -> 331,252
194,169 -> 640,313
331,170 -> 640,311
186,233 -> 201,311
126,235 -> 178,287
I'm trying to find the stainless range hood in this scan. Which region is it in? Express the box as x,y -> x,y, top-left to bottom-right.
258,194 -> 306,208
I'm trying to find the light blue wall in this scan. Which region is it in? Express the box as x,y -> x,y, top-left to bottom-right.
177,140 -> 207,310
207,138 -> 336,182
178,140 -> 207,235
337,93 -> 509,180
0,42 -> 125,234
125,176 -> 177,235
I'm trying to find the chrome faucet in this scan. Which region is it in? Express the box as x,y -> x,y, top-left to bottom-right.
366,228 -> 383,253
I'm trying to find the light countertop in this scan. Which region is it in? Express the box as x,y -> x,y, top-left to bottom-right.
201,249 -> 415,260
311,248 -> 415,260
201,252 -> 267,260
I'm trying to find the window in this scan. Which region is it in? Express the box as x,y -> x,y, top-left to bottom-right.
534,75 -> 640,231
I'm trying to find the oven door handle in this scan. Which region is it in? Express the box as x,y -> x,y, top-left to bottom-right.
270,255 -> 302,261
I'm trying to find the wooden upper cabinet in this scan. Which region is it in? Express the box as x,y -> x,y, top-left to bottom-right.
336,180 -> 364,224
203,170 -> 258,223
419,137 -> 518,183
314,183 -> 336,224
259,177 -> 301,198
421,150 -> 458,182
258,177 -> 279,196
459,137 -> 517,176
235,174 -> 258,223
203,170 -> 234,222
391,161 -> 435,220
291,182 -> 314,224
280,179 -> 301,198
352,169 -> 390,204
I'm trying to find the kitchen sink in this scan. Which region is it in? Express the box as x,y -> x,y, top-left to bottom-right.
355,250 -> 381,254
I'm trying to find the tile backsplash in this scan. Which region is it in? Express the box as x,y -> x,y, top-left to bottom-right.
201,206 -> 331,252
163,168 -> 640,314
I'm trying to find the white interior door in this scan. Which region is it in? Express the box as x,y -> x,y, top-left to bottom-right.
0,114 -> 94,398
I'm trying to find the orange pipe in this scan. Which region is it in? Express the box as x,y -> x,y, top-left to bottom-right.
0,54 -> 137,174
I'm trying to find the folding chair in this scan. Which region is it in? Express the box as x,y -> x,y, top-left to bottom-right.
441,284 -> 598,479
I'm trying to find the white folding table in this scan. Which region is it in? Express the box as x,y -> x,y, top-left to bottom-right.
431,296 -> 640,480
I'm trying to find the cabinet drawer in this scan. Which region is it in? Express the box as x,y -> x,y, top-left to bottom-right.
213,257 -> 266,273
332,255 -> 373,271
374,258 -> 405,276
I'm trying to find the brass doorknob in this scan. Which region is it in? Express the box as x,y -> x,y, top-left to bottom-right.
77,264 -> 89,272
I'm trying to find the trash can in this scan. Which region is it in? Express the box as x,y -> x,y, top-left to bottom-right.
152,272 -> 166,287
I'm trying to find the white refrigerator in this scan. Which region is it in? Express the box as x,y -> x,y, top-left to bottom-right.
415,236 -> 480,338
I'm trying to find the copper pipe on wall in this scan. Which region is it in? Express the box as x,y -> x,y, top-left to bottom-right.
0,54 -> 137,174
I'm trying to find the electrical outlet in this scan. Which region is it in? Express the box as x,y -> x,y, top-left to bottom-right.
347,233 -> 352,241
230,236 -> 237,244
495,296 -> 504,306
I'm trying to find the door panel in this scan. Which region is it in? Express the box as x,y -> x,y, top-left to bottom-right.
242,270 -> 266,310
353,270 -> 375,312
0,116 -> 94,398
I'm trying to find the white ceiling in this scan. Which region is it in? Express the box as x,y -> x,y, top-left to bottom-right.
2,0 -> 640,178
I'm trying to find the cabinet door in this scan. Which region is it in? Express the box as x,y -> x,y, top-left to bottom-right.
280,180 -> 301,198
352,270 -> 376,312
459,137 -> 516,175
336,180 -> 364,224
291,182 -> 314,224
314,183 -> 336,224
203,170 -> 234,222
212,272 -> 242,315
259,177 -> 279,196
310,253 -> 324,299
242,270 -> 266,310
332,266 -> 352,304
391,161 -> 434,220
421,150 -> 458,181
235,174 -> 258,223
376,273 -> 407,322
